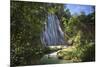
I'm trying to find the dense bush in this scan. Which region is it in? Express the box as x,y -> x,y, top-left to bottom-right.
57,43 -> 95,62
10,1 -> 47,66
80,44 -> 95,61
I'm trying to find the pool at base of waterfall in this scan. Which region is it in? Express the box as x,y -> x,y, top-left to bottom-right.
40,51 -> 73,64
40,45 -> 73,64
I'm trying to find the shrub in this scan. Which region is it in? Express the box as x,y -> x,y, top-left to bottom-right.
57,43 -> 95,62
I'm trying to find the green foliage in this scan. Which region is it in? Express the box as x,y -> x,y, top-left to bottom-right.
60,10 -> 95,62
11,1 -> 47,66
57,43 -> 95,62
11,1 -> 95,66
80,44 -> 95,61
62,11 -> 95,46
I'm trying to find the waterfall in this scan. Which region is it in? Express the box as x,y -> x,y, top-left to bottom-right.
41,14 -> 65,46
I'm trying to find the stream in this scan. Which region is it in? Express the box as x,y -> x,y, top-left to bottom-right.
40,48 -> 72,64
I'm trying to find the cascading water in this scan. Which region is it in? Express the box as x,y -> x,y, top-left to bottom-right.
41,14 -> 65,46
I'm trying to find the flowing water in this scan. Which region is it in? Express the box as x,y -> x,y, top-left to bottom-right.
41,14 -> 65,46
